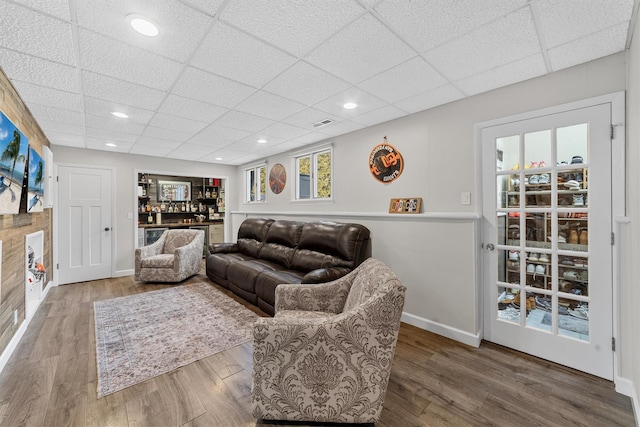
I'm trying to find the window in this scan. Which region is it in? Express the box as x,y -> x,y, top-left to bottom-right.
245,164 -> 266,202
294,146 -> 332,200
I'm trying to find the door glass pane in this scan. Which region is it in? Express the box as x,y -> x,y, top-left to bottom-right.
497,176 -> 511,209
498,286 -> 520,324
557,124 -> 587,164
524,213 -> 549,245
559,255 -> 589,296
524,172 -> 551,207
558,215 -> 588,252
524,130 -> 551,169
559,298 -> 589,340
526,291 -> 552,332
497,135 -> 520,171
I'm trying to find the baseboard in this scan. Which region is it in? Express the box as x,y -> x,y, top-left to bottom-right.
401,312 -> 481,348
615,377 -> 639,426
0,280 -> 55,374
114,269 -> 134,278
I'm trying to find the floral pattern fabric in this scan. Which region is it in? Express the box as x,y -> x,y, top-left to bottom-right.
134,229 -> 204,283
251,258 -> 406,423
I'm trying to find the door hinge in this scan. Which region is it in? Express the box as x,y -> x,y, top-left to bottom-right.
610,125 -> 614,140
56,263 -> 59,270
611,232 -> 615,246
56,175 -> 59,182
612,337 -> 616,351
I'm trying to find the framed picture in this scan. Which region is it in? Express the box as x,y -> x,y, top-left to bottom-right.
27,146 -> 45,213
0,110 -> 29,215
389,197 -> 422,214
158,180 -> 191,202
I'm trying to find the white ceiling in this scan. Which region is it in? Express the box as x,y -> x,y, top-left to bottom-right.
0,0 -> 636,165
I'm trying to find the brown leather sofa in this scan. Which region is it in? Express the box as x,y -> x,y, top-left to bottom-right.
206,217 -> 371,315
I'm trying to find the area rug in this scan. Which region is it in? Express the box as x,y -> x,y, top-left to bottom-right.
541,312 -> 589,336
94,283 -> 258,398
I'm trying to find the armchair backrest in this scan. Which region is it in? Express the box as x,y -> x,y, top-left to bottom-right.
163,229 -> 202,254
343,258 -> 404,312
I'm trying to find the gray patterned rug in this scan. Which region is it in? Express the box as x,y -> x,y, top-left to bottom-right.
94,282 -> 258,398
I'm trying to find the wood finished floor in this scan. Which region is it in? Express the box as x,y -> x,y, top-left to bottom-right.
0,271 -> 634,427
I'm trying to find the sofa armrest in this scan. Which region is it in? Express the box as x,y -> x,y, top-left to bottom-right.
275,278 -> 352,314
301,267 -> 352,284
209,242 -> 238,254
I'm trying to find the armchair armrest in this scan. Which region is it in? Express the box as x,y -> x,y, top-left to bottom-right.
134,237 -> 165,279
302,267 -> 352,284
208,242 -> 238,254
275,277 -> 352,314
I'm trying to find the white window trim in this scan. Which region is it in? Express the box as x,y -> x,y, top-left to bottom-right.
243,161 -> 267,204
290,143 -> 333,202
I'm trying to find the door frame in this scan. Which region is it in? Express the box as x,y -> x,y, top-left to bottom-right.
53,163 -> 117,285
474,91 -> 626,381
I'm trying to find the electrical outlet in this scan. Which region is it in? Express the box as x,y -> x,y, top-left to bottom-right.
13,310 -> 18,325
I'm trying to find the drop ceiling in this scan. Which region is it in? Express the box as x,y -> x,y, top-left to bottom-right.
0,0 -> 636,165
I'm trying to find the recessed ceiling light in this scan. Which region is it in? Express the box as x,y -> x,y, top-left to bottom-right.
257,139 -> 268,144
127,14 -> 159,37
105,142 -> 117,147
215,157 -> 223,161
111,111 -> 128,119
343,102 -> 357,110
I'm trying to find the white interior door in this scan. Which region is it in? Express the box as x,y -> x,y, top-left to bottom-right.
58,165 -> 112,285
482,103 -> 613,379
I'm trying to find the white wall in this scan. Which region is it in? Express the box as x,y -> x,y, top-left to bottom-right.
51,147 -> 237,275
234,52 -> 627,350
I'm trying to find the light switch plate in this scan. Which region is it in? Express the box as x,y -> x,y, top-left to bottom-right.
461,192 -> 471,205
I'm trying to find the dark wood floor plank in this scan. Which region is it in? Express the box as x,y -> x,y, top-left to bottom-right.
0,273 -> 634,427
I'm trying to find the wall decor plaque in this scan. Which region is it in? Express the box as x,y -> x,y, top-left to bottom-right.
369,136 -> 403,183
269,163 -> 286,194
389,198 -> 422,214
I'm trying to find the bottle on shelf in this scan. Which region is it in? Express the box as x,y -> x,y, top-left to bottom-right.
205,188 -> 211,198
147,212 -> 153,224
181,202 -> 186,212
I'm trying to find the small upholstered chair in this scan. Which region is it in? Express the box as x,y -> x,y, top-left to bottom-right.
251,258 -> 406,424
135,229 -> 204,283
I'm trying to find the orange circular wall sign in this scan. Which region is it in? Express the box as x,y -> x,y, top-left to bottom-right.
369,137 -> 403,183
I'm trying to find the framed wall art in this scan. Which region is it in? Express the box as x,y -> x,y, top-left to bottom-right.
27,145 -> 45,213
0,110 -> 29,215
389,197 -> 422,214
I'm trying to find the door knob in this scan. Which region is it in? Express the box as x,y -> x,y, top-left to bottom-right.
486,243 -> 495,251
104,227 -> 111,231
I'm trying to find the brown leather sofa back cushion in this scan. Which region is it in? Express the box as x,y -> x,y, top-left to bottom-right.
237,217 -> 274,257
291,221 -> 371,272
259,220 -> 304,268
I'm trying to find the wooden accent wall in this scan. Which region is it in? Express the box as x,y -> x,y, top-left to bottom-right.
0,67 -> 53,356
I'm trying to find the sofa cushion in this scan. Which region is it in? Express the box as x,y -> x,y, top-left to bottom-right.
227,260 -> 282,294
140,254 -> 174,268
255,270 -> 306,309
207,252 -> 256,280
259,220 -> 303,268
291,222 -> 370,271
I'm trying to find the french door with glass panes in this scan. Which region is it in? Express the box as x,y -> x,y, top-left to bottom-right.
482,102 -> 613,379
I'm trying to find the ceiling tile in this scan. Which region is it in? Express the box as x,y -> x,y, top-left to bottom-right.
0,2 -> 75,65
36,119 -> 84,136
263,139 -> 308,154
263,61 -> 351,106
11,81 -> 83,112
190,21 -> 297,88
86,138 -> 133,153
129,144 -> 174,157
313,87 -> 386,118
85,114 -> 145,135
212,111 -> 275,133
187,124 -> 251,146
305,13 -> 416,84
456,53 -> 547,96
374,0 -> 527,53
83,96 -> 155,124
358,57 -> 448,103
256,123 -> 310,141
168,143 -> 216,160
28,103 -> 84,126
0,48 -> 79,93
533,0 -> 634,48
134,136 -> 182,149
548,22 -> 629,72
424,7 -> 540,81
315,120 -> 365,137
158,94 -> 228,123
180,0 -> 225,17
141,125 -> 192,142
46,132 -> 85,147
201,149 -> 246,163
282,108 -> 343,130
78,29 -> 183,91
12,0 -> 71,20
220,0 -> 365,57
148,113 -> 208,135
172,67 -> 256,108
234,91 -> 307,121
225,137 -> 285,153
74,0 -> 213,63
82,71 -> 166,111
394,84 -> 464,114
293,132 -> 332,145
86,127 -> 140,143
350,105 -> 407,126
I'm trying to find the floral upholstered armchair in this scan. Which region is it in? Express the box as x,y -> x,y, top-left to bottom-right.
134,229 -> 204,283
251,258 -> 406,424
